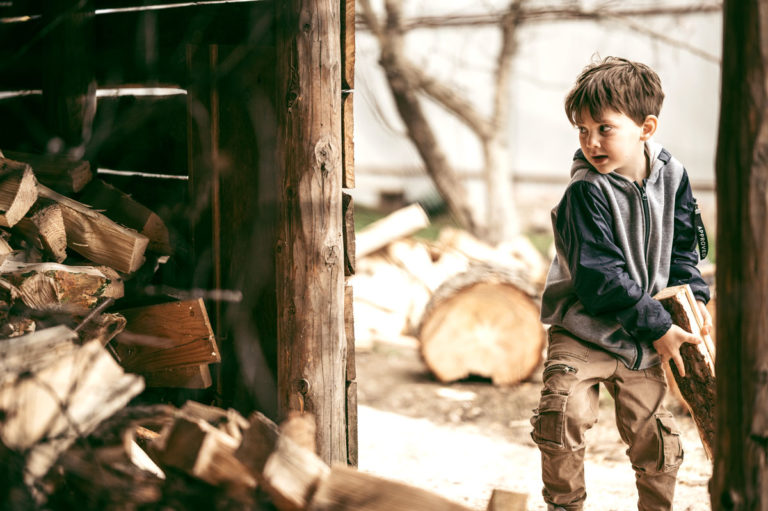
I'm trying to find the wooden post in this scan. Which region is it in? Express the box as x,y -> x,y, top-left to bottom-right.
275,1 -> 347,464
711,1 -> 768,508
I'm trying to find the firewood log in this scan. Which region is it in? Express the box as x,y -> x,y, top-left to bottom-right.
487,489 -> 528,511
417,263 -> 545,385
3,150 -> 92,194
306,464 -> 473,511
654,284 -> 716,458
0,158 -> 38,228
38,184 -> 149,273
355,203 -> 429,258
13,200 -> 67,262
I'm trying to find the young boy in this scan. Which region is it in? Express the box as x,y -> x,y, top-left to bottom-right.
532,56 -> 713,510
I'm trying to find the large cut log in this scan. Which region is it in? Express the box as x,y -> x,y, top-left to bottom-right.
142,365 -> 213,389
0,326 -> 145,484
654,284 -> 716,458
13,200 -> 68,262
355,203 -> 429,259
78,179 -> 172,255
3,150 -> 92,194
38,184 -> 149,273
0,260 -> 124,312
112,298 -> 221,373
0,158 -> 39,228
417,263 -> 545,385
307,464 -> 473,511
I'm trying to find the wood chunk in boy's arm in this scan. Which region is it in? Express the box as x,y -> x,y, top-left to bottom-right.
654,283 -> 716,459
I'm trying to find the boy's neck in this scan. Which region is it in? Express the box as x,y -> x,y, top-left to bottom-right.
615,146 -> 650,184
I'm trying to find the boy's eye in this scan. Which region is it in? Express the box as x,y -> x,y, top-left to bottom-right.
578,127 -> 587,134
599,125 -> 612,133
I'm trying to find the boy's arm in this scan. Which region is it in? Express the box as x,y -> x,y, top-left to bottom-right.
557,181 -> 672,344
668,169 -> 710,303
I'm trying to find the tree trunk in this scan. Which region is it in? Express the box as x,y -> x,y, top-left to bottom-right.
711,1 -> 768,508
275,0 -> 347,465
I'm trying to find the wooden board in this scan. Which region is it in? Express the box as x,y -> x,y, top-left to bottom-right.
342,91 -> 354,189
113,298 -> 220,373
418,263 -> 545,385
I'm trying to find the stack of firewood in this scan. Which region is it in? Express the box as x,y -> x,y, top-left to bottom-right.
0,150 -> 224,504
352,204 -> 549,386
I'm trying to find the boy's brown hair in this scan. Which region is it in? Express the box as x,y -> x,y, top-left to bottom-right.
564,56 -> 664,126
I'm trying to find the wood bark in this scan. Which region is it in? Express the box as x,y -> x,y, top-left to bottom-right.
654,284 -> 716,458
275,0 -> 347,465
711,1 -> 768,508
418,263 -> 545,385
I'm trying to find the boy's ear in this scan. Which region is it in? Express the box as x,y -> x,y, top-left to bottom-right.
640,115 -> 658,140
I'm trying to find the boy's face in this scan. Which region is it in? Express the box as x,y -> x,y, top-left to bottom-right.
575,109 -> 657,182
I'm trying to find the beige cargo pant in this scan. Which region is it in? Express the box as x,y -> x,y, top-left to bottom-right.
530,326 -> 683,511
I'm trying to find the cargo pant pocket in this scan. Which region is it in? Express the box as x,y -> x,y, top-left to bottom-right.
531,393 -> 568,448
656,414 -> 683,472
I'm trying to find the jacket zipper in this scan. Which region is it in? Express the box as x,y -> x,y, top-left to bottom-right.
633,181 -> 651,370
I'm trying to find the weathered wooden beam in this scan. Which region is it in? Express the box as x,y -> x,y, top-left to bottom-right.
112,298 -> 220,373
342,92 -> 355,189
275,0 -> 347,465
342,192 -> 355,275
655,284 -> 716,458
38,184 -> 149,273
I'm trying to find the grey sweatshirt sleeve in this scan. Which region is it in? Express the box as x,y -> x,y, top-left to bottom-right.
557,181 -> 673,343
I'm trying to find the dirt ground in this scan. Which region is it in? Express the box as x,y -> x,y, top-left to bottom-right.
355,341 -> 712,510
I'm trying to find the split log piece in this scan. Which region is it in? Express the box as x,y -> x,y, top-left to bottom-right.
355,203 -> 429,259
654,284 -> 716,458
0,260 -> 124,312
418,263 -> 545,385
142,365 -> 213,389
0,158 -> 39,228
4,149 -> 92,195
486,489 -> 528,511
112,298 -> 221,373
78,178 -> 172,255
306,464 -> 473,511
38,184 -> 149,273
13,200 -> 68,262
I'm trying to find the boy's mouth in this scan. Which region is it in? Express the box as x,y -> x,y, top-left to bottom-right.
591,155 -> 609,164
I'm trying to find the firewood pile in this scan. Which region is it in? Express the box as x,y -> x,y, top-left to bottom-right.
351,204 -> 549,386
0,150 -> 231,507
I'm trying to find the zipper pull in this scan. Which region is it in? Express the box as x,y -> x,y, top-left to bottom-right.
693,198 -> 708,259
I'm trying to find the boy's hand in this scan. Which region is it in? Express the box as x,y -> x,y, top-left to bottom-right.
697,300 -> 713,337
652,324 -> 702,378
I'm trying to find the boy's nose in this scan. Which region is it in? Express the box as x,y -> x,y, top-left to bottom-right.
585,133 -> 600,148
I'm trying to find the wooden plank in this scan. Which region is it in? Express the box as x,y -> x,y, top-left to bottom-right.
38,184 -> 149,273
342,192 -> 355,275
113,298 -> 221,372
342,91 -> 355,188
3,150 -> 92,195
346,380 -> 358,467
341,0 -> 355,91
344,283 -> 356,380
0,158 -> 38,228
142,365 -> 212,389
276,0 -> 346,465
78,179 -> 172,255
307,465 -> 473,511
